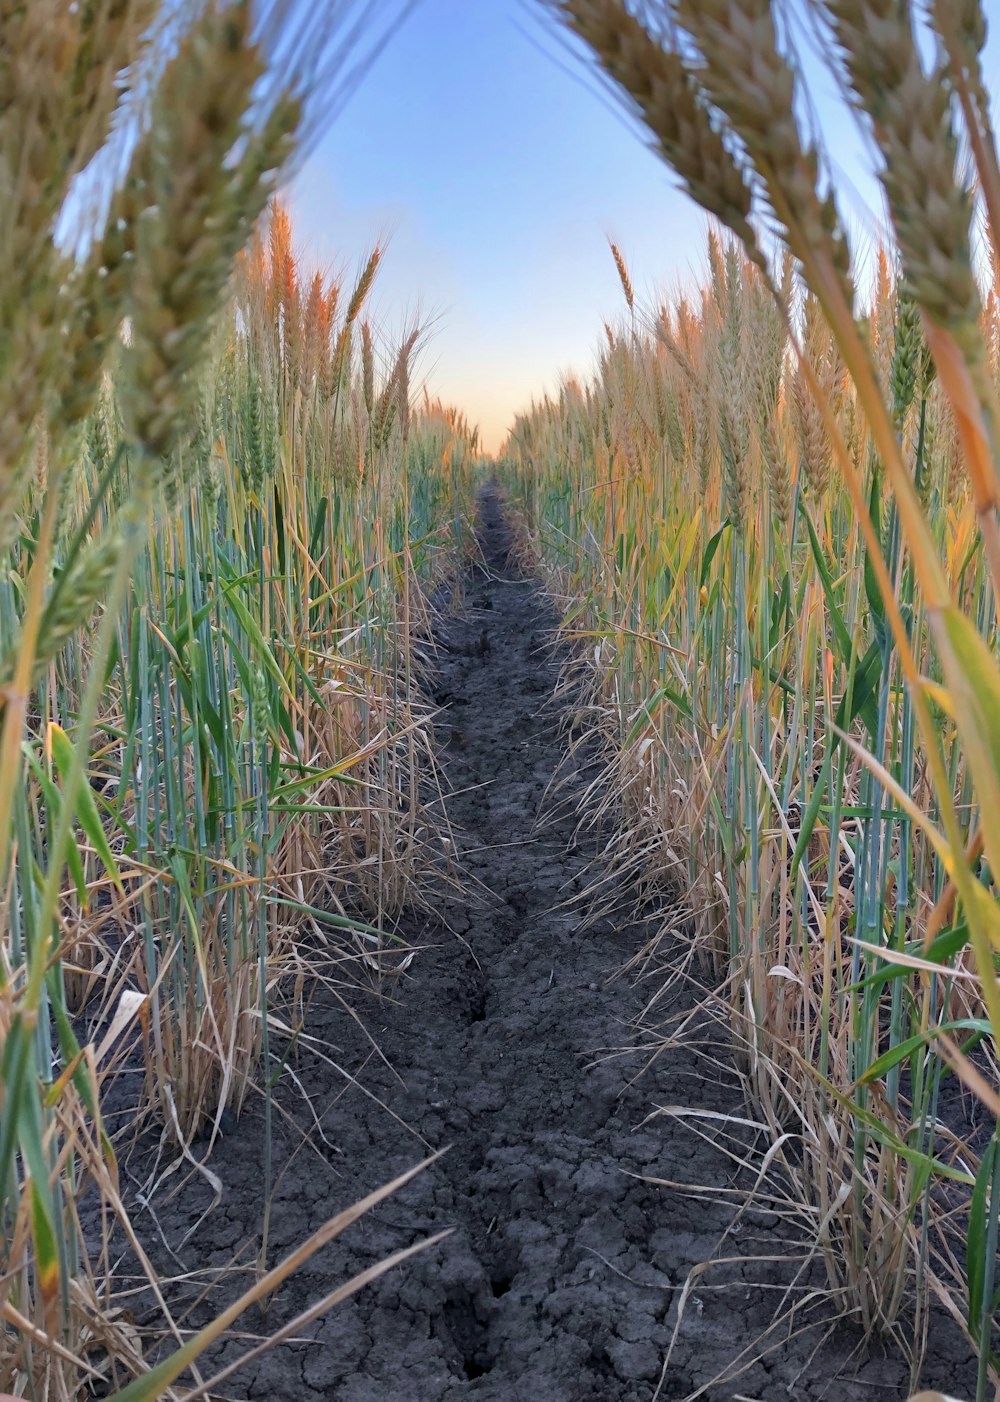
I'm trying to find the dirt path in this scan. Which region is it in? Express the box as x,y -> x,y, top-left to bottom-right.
145,489 -> 975,1401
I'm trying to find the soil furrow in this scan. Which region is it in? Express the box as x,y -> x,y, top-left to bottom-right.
143,489 -> 973,1401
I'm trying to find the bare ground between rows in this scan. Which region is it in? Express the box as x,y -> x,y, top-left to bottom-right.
103,487 -> 977,1401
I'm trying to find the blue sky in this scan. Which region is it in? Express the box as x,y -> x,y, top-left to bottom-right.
289,1 -> 999,452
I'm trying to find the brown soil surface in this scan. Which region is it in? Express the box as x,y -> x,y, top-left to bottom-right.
102,488 -> 977,1401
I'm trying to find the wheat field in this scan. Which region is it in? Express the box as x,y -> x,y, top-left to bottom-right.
3,0 -> 1000,1399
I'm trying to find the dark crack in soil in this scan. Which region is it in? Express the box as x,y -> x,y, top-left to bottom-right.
124,487 -> 978,1401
